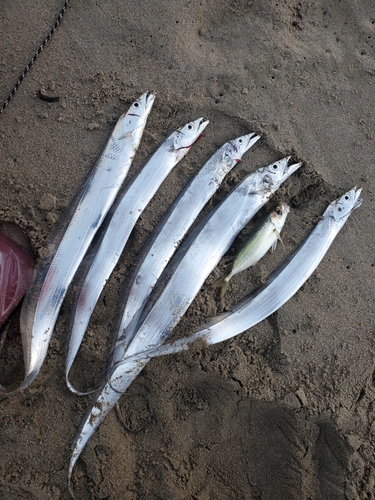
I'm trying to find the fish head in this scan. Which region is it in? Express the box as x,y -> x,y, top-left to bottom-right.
173,117 -> 209,151
324,187 -> 363,223
222,133 -> 261,164
271,202 -> 290,231
258,157 -> 302,192
115,92 -> 155,139
127,92 -> 155,119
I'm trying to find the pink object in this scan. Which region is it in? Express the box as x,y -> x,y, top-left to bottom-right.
0,232 -> 34,327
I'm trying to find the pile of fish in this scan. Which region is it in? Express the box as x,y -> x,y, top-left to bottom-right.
0,93 -> 363,494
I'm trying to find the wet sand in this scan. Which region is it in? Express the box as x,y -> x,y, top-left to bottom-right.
0,1 -> 374,498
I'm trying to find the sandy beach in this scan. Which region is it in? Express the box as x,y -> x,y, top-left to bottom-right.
0,1 -> 374,498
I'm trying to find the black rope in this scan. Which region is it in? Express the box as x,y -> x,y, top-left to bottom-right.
0,0 -> 70,114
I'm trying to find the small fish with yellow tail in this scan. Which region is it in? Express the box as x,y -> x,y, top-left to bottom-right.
213,202 -> 290,298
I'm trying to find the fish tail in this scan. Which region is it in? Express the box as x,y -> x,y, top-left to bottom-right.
212,276 -> 226,290
220,278 -> 230,299
212,275 -> 231,298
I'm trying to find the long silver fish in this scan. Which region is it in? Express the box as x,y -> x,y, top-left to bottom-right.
212,202 -> 290,298
68,156 -> 301,490
0,93 -> 155,395
65,117 -> 209,394
118,187 -> 362,361
111,132 -> 260,365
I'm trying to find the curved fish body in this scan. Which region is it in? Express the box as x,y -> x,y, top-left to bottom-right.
213,202 -> 290,298
0,93 -> 155,395
111,132 -> 260,364
68,157 -> 302,488
124,187 -> 362,360
66,117 -> 209,393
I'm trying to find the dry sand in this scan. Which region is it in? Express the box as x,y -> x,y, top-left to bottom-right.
0,1 -> 374,498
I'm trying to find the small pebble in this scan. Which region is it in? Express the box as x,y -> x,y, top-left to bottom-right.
88,122 -> 100,131
283,392 -> 301,409
347,433 -> 362,451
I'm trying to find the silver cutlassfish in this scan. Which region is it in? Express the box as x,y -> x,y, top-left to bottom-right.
111,132 -> 260,365
68,156 -> 301,490
0,93 -> 155,395
65,117 -> 209,393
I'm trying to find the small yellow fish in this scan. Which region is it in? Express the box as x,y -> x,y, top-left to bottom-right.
213,202 -> 290,298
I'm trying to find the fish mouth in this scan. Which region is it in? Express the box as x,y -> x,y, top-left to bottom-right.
196,117 -> 210,135
145,92 -> 156,109
284,157 -> 302,177
352,187 -> 363,210
230,133 -> 261,161
244,133 -> 261,151
279,201 -> 290,214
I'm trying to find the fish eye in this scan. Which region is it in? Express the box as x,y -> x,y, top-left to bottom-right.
344,195 -> 349,200
272,164 -> 278,170
187,124 -> 193,130
276,208 -> 282,216
238,138 -> 243,143
338,207 -> 342,211
134,102 -> 139,107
